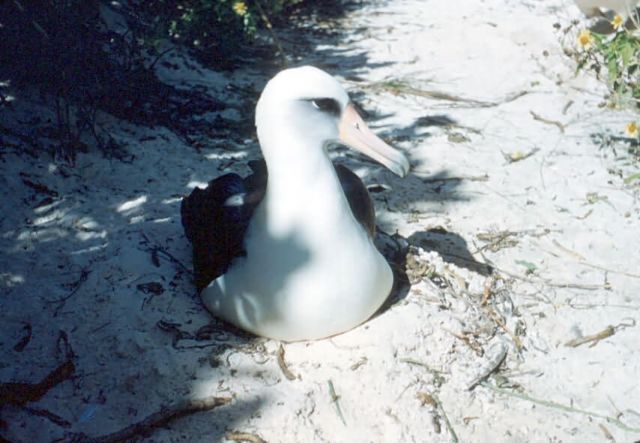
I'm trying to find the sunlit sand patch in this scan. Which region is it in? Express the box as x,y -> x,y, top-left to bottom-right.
117,195 -> 148,213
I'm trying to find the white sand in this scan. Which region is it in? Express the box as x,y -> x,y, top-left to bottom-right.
1,0 -> 639,441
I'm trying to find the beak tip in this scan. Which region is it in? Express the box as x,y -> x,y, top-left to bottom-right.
340,103 -> 411,178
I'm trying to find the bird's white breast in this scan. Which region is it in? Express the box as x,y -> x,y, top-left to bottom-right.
200,179 -> 393,341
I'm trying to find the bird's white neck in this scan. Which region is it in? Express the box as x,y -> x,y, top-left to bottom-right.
257,127 -> 354,239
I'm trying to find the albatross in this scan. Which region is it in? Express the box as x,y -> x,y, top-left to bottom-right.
181,66 -> 409,341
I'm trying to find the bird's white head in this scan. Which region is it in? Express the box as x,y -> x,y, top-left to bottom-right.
255,66 -> 410,177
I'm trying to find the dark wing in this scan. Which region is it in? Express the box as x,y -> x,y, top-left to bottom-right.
181,161 -> 373,291
335,164 -> 376,238
180,162 -> 267,291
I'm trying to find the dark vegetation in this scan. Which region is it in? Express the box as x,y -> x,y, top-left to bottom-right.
0,0 -> 346,162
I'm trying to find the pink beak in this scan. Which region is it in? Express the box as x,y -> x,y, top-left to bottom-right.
338,103 -> 410,177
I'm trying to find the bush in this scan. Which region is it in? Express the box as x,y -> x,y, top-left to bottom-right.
0,0 -> 317,161
138,0 -> 306,65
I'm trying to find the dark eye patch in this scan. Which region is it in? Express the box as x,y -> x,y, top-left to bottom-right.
310,98 -> 341,116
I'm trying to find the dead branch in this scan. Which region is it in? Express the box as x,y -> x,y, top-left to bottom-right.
544,240 -> 640,280
73,396 -> 232,443
481,382 -> 640,432
483,306 -> 524,351
443,328 -> 484,357
544,280 -> 611,290
0,360 -> 75,407
277,344 -> 296,381
530,110 -> 565,132
598,423 -> 616,441
421,174 -> 489,183
225,431 -> 268,443
23,405 -> 71,428
565,319 -> 636,348
140,232 -> 192,274
46,267 -> 92,316
363,80 -> 529,109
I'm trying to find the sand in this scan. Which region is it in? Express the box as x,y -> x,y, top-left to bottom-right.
1,0 -> 639,442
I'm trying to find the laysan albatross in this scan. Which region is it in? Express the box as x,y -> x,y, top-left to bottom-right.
181,66 -> 409,341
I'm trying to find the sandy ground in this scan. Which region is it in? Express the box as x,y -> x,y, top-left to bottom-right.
2,0 -> 639,442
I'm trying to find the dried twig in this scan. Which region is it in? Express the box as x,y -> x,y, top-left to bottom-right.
579,261 -> 640,279
481,382 -> 640,432
148,47 -> 176,71
476,232 -> 519,254
481,276 -> 494,305
543,280 -> 611,290
542,239 -> 640,279
13,322 -> 32,352
399,358 -> 446,387
551,239 -> 586,261
328,380 -> 346,426
598,423 -> 616,442
416,391 -> 441,433
421,174 -> 489,183
399,358 -> 444,375
473,246 -> 609,294
0,360 -> 75,407
364,80 -> 528,108
140,232 -> 191,274
73,396 -> 232,443
463,416 -> 480,425
46,267 -> 91,316
11,0 -> 49,38
564,325 -> 616,348
530,110 -> 565,132
483,305 -> 523,351
23,405 -> 71,428
277,344 -> 296,381
502,147 -> 540,164
225,431 -> 267,443
430,393 -> 458,443
416,391 -> 438,408
349,357 -> 367,371
443,328 -> 484,357
564,319 -> 635,348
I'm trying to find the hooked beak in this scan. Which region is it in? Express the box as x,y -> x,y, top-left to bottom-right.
338,103 -> 410,177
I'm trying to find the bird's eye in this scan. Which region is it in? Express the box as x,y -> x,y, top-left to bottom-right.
310,98 -> 341,116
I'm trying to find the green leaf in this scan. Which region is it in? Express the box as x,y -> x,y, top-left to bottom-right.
576,58 -> 588,73
515,260 -> 537,274
624,172 -> 640,184
620,43 -> 633,67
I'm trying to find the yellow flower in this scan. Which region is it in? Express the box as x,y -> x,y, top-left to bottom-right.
611,15 -> 624,30
232,1 -> 248,16
626,122 -> 638,138
578,29 -> 593,49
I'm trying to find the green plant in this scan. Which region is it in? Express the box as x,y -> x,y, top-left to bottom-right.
570,14 -> 640,155
575,25 -> 639,109
141,0 -> 305,63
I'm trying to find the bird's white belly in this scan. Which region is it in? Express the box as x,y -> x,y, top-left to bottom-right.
200,229 -> 393,341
